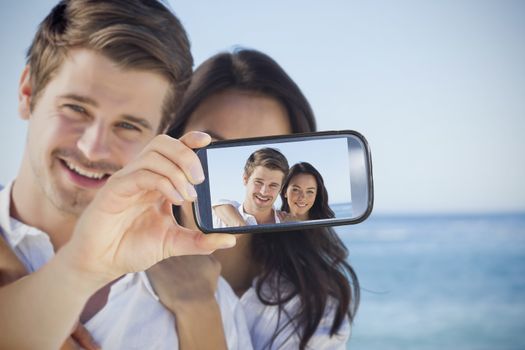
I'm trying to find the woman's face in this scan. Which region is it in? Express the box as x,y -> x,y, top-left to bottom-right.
180,89 -> 292,229
285,173 -> 317,220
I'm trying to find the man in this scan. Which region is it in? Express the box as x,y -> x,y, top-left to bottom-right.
0,1 -> 243,349
213,148 -> 289,228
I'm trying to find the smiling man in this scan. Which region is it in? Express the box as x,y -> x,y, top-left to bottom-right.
213,148 -> 289,227
15,48 -> 171,245
0,1 -> 242,349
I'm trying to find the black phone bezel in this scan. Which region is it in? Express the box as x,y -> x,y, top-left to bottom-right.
192,130 -> 374,234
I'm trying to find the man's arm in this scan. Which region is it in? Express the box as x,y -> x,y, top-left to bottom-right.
213,203 -> 246,227
0,132 -> 236,349
0,251 -> 102,349
0,235 -> 100,350
147,255 -> 228,350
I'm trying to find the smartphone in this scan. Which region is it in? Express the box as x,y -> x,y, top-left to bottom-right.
193,130 -> 373,233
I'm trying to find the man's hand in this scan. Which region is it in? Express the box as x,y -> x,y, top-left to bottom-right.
58,132 -> 236,288
276,210 -> 298,222
60,322 -> 100,350
213,204 -> 247,227
147,255 -> 221,310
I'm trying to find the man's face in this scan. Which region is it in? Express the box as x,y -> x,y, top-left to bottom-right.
243,166 -> 285,213
19,48 -> 169,215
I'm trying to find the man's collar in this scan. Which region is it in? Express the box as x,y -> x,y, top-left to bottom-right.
0,180 -> 52,248
0,181 -> 15,239
239,202 -> 281,224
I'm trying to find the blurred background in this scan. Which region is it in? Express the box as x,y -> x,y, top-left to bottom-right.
1,1 -> 524,349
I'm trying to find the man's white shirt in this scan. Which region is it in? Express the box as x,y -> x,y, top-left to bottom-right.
212,199 -> 281,228
0,181 -> 253,350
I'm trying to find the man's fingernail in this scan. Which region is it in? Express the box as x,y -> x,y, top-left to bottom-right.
186,183 -> 197,199
172,189 -> 184,203
190,165 -> 205,183
194,131 -> 211,141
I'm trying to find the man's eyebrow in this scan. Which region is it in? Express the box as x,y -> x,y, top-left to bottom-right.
59,94 -> 153,131
122,115 -> 153,131
59,93 -> 98,107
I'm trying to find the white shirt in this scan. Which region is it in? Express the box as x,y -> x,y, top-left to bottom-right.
212,200 -> 281,228
240,280 -> 350,350
212,200 -> 350,349
0,181 -> 253,350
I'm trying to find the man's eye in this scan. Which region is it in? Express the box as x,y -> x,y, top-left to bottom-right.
117,122 -> 140,131
64,104 -> 86,114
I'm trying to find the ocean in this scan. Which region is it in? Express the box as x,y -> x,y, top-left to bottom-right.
335,213 -> 525,350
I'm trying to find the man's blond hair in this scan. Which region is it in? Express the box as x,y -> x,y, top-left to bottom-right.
26,0 -> 193,132
244,148 -> 289,181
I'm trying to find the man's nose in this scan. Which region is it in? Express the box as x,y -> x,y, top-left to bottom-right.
260,185 -> 270,195
77,122 -> 111,161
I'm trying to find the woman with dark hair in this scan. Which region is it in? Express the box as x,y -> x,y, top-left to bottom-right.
158,48 -> 360,349
280,162 -> 335,222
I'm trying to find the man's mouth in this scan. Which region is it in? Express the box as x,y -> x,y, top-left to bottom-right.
59,159 -> 112,187
63,159 -> 110,179
254,194 -> 271,203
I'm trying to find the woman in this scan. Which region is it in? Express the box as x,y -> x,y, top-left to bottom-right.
280,162 -> 335,222
165,48 -> 360,349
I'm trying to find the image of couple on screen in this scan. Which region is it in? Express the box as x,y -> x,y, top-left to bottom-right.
212,148 -> 334,228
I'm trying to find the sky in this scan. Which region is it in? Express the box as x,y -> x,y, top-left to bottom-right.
0,0 -> 524,214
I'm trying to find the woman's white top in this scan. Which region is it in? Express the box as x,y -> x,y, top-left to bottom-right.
240,276 -> 351,349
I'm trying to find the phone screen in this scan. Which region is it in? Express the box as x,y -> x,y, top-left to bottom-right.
193,131 -> 373,233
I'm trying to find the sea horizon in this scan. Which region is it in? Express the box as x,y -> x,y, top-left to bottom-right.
359,211 -> 525,218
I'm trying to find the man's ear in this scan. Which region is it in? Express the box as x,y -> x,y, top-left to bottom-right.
243,173 -> 248,186
18,65 -> 33,120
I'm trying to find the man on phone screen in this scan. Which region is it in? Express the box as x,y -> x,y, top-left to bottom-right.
213,148 -> 289,228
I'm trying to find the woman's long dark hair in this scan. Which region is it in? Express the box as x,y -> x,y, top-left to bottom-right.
281,162 -> 335,220
167,48 -> 359,349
